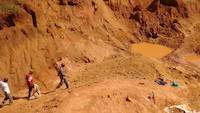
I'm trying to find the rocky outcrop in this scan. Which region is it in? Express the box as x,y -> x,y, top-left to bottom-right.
23,5 -> 37,27
104,0 -> 188,48
0,13 -> 15,30
59,0 -> 81,6
148,0 -> 189,17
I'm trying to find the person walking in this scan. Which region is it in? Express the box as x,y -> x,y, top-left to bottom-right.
54,57 -> 63,77
0,78 -> 13,105
56,64 -> 69,89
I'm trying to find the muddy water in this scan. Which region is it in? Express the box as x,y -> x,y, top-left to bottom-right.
130,42 -> 173,58
184,55 -> 200,62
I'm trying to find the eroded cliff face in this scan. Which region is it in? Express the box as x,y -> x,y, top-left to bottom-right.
0,0 -> 199,92
104,0 -> 200,48
0,0 -> 133,92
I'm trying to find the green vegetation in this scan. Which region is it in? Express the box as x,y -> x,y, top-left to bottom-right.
0,3 -> 21,14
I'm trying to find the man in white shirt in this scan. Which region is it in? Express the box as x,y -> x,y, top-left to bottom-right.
0,78 -> 13,105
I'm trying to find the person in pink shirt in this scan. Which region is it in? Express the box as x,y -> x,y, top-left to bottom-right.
26,71 -> 34,99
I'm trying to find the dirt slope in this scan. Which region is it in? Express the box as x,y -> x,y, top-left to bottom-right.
0,55 -> 200,113
0,0 -> 199,113
0,0 -> 199,92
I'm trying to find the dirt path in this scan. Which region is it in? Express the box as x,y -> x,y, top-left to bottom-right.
0,79 -> 191,113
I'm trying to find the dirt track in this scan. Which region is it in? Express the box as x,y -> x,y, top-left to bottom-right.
0,79 -> 191,113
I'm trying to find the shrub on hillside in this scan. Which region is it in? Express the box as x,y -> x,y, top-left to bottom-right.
0,3 -> 21,14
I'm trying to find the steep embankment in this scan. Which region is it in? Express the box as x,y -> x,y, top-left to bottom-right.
0,1 -> 199,112
0,0 -> 134,92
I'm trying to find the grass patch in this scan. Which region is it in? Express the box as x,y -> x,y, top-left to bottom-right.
0,3 -> 21,14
